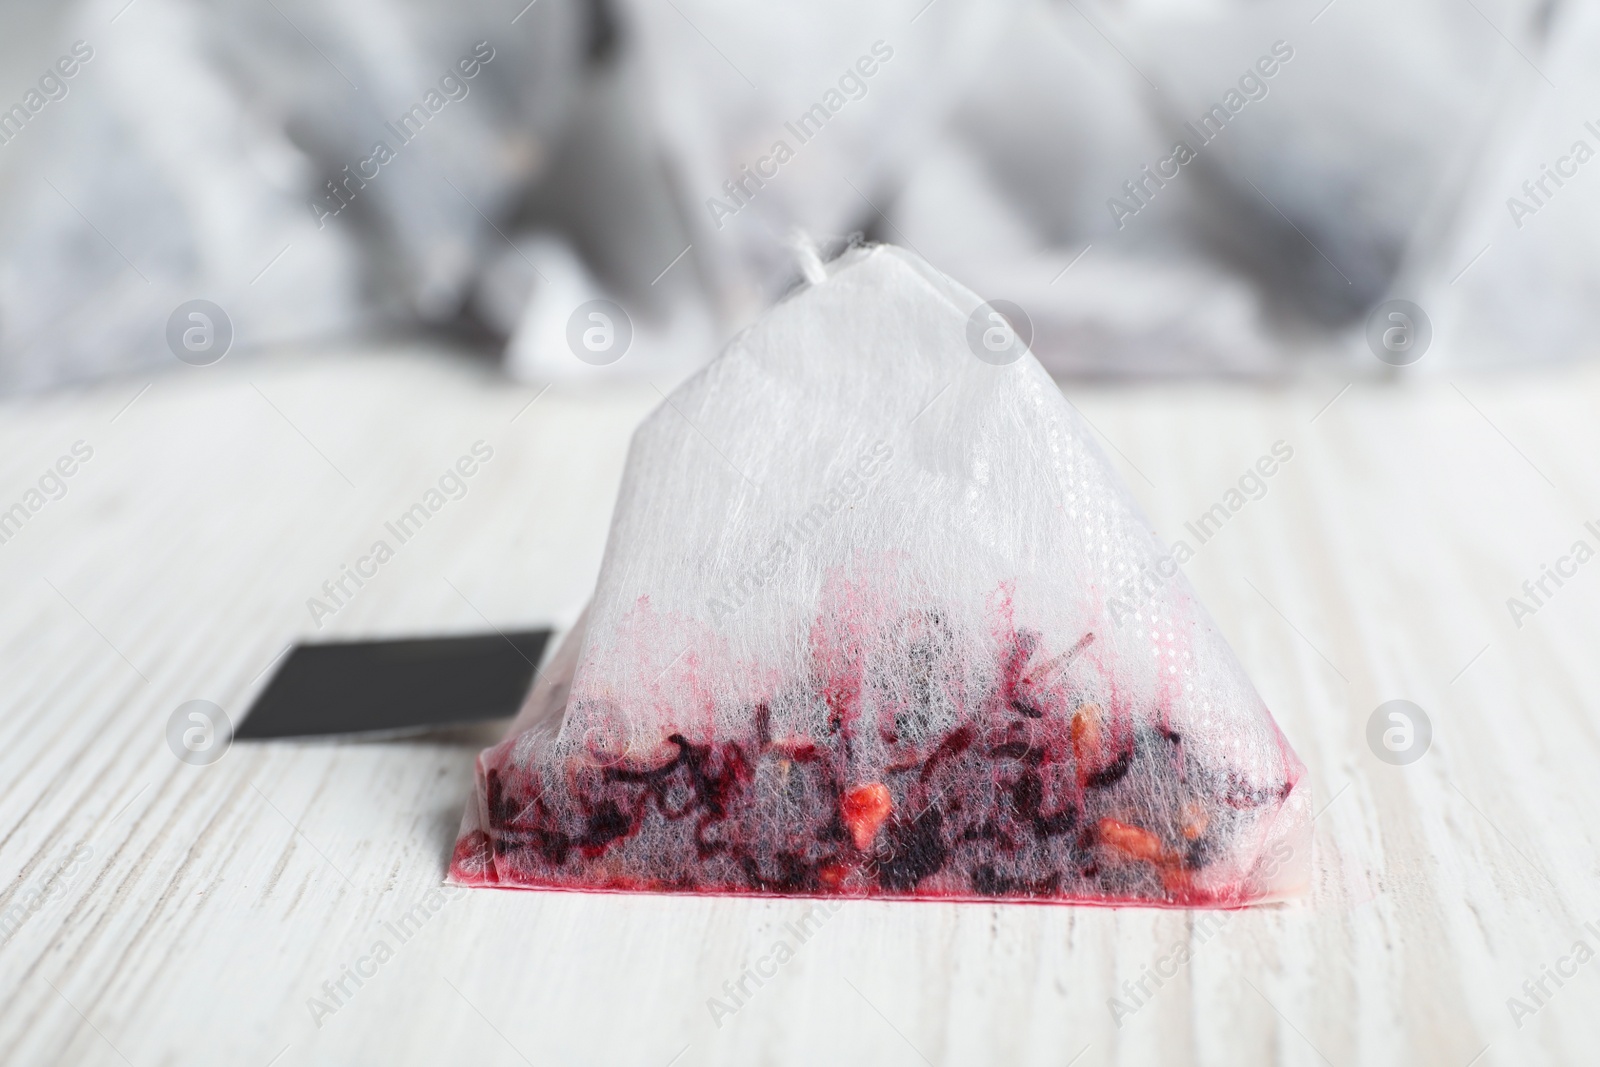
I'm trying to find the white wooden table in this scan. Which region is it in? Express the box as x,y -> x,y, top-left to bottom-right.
2,346 -> 1597,1066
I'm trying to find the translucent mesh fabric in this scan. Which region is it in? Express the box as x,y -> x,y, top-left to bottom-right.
452,244 -> 1308,906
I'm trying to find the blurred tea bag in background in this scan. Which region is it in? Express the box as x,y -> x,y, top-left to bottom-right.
613,0 -> 1011,322
0,0 -> 1594,394
887,0 -> 1282,376
0,0 -> 588,393
887,0 -> 1568,374
477,15 -> 715,388
1406,0 -> 1600,366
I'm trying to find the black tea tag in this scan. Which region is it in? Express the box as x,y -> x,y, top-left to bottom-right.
236,631 -> 551,740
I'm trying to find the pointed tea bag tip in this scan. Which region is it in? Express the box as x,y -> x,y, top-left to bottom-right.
790,230 -> 828,286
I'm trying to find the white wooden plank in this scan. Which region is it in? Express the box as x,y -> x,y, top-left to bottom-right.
1,349 -> 1597,1066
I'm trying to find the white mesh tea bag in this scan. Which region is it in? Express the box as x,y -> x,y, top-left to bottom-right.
452,243 -> 1309,906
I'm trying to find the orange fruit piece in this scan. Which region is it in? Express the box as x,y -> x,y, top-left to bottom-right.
818,862 -> 852,889
1070,703 -> 1104,759
841,783 -> 893,851
1180,800 -> 1210,841
1096,817 -> 1169,865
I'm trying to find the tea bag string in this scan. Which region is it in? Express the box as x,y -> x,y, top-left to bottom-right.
790,230 -> 828,286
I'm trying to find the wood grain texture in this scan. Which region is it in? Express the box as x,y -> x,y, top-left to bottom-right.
1,348 -> 1597,1067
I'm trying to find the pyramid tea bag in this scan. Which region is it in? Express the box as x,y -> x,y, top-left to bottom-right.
452,244 -> 1309,906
